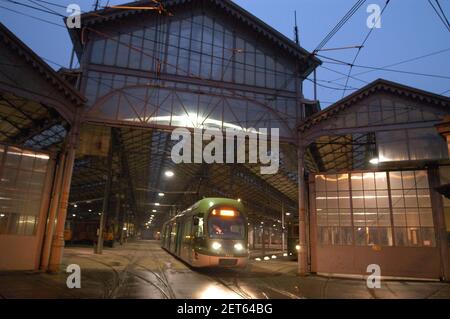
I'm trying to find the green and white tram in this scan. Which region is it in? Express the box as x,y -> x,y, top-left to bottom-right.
161,198 -> 249,268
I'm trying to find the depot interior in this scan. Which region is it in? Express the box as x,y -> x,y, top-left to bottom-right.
0,0 -> 449,280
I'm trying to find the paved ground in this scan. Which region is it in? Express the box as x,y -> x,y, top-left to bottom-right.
0,240 -> 449,299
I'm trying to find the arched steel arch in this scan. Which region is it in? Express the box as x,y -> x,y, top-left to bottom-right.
84,83 -> 297,141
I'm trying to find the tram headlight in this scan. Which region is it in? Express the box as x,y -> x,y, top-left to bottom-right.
211,242 -> 222,250
234,243 -> 244,251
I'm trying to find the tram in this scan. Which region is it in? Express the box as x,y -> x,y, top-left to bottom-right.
64,220 -> 115,247
161,198 -> 249,268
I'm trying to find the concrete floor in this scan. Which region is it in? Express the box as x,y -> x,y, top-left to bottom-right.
0,240 -> 449,299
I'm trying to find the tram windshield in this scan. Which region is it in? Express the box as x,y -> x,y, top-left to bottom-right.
208,215 -> 245,240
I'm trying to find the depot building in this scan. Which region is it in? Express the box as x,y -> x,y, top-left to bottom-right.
0,0 -> 449,282
298,79 -> 450,280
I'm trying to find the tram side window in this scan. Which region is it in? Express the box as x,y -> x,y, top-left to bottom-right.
184,219 -> 192,241
170,223 -> 177,249
194,217 -> 204,238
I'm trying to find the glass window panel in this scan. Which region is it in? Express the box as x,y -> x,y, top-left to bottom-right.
17,170 -> 31,189
326,175 -> 338,191
439,166 -> 450,184
344,112 -> 356,127
244,42 -> 255,86
352,190 -> 364,208
415,171 -> 429,188
394,102 -> 409,122
5,148 -> 21,167
265,56 -> 275,88
377,130 -> 409,162
129,30 -> 143,70
330,227 -> 340,245
339,213 -> 352,226
315,192 -> 327,209
375,172 -> 387,189
3,168 -> 18,188
315,175 -> 326,192
407,227 -> 421,246
417,189 -> 431,207
363,172 -> 375,190
406,208 -> 420,226
402,171 -> 416,189
356,111 -> 369,126
327,210 -> 339,226
393,209 -> 406,226
364,191 -> 377,208
404,190 -> 418,207
376,190 -> 389,208
365,209 -> 378,226
389,171 -> 403,189
175,31 -> 190,74
355,227 -> 367,245
338,191 -> 350,209
201,21 -> 213,78
103,37 -> 118,66
351,173 -> 363,190
394,227 -> 408,246
353,210 -> 366,226
142,27 -> 156,71
443,198 -> 450,208
421,228 -> 436,247
19,152 -> 35,170
91,38 -> 105,64
391,190 -> 405,208
317,213 -> 327,226
408,128 -> 448,160
419,209 -> 434,227
327,192 -> 338,208
367,227 -> 379,245
378,212 -> 392,226
337,174 -> 349,190
116,33 -> 131,67
234,37 -> 245,84
382,107 -> 395,124
339,227 -> 353,245
378,227 -> 393,246
318,227 -> 331,245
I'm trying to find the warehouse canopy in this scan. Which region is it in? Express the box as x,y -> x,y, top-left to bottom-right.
0,22 -> 86,150
68,0 -> 321,76
300,79 -> 450,174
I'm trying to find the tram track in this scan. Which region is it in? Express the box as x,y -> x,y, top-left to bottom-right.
79,250 -> 172,299
123,244 -> 177,298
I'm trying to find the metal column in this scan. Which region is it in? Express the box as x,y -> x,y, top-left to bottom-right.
40,152 -> 65,271
281,202 -> 286,253
48,129 -> 78,273
428,166 -> 450,281
298,142 -> 309,275
95,133 -> 113,254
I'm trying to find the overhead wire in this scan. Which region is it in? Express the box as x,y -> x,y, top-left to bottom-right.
317,54 -> 450,80
341,0 -> 391,98
427,0 -> 450,32
314,0 -> 367,52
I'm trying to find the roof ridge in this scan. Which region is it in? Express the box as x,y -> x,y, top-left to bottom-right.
0,22 -> 86,106
299,78 -> 450,132
68,0 -> 321,76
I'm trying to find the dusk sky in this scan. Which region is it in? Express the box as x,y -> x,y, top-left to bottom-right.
1,0 -> 449,107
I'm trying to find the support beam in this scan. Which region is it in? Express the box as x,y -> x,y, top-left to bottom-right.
95,131 -> 113,254
428,166 -> 450,281
47,124 -> 78,273
297,138 -> 309,275
40,151 -> 65,271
